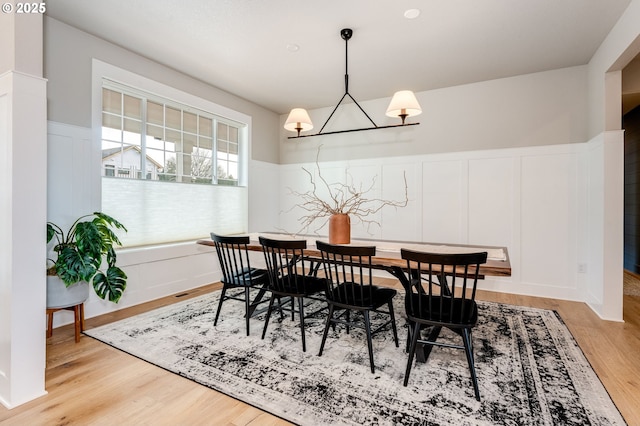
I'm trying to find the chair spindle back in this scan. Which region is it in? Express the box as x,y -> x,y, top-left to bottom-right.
259,237 -> 311,294
211,233 -> 254,286
316,241 -> 376,306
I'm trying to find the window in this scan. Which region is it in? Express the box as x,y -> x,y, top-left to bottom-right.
100,78 -> 248,247
101,85 -> 241,186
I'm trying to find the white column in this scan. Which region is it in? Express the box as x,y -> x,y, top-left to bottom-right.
0,5 -> 48,408
601,130 -> 624,321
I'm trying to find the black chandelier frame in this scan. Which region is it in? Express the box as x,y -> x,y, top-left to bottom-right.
288,28 -> 419,139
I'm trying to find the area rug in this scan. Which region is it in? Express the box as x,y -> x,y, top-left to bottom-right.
85,291 -> 626,426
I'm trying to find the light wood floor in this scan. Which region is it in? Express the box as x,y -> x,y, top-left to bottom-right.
1,281 -> 639,425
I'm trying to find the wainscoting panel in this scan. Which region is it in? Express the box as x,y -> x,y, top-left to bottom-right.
422,159 -> 466,244
279,144 -> 591,302
520,152 -> 578,291
343,164 -> 384,240
278,166 -> 322,235
248,160 -> 280,234
380,162 -> 422,242
47,122 -> 97,223
468,157 -> 515,248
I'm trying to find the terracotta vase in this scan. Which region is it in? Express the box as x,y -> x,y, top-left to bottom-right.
329,213 -> 351,244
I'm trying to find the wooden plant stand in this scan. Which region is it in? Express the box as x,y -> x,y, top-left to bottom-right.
46,303 -> 85,343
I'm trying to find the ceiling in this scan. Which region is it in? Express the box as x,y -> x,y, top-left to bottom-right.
45,0 -> 633,115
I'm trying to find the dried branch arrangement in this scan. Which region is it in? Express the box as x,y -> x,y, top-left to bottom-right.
285,146 -> 409,235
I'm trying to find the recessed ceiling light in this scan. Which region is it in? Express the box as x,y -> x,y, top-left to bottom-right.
287,43 -> 300,52
404,9 -> 420,19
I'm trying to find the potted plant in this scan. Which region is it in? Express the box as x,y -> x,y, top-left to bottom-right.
46,212 -> 128,304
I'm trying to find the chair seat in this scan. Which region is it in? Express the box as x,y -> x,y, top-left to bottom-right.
270,274 -> 326,296
406,294 -> 478,325
223,267 -> 268,287
331,283 -> 396,309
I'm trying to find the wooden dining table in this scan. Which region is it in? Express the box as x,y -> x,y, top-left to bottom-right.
198,233 -> 511,362
197,232 -> 511,279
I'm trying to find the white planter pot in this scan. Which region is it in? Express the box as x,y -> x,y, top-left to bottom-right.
46,276 -> 90,309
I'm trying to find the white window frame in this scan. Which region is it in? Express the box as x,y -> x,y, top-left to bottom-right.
101,81 -> 244,186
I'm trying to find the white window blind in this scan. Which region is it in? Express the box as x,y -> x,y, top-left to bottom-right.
103,178 -> 247,246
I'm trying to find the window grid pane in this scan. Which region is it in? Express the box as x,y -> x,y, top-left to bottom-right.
123,95 -> 142,120
102,88 -> 121,114
147,101 -> 163,125
216,122 -> 240,185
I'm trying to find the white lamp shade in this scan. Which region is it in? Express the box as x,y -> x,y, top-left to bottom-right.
284,108 -> 313,132
386,90 -> 422,118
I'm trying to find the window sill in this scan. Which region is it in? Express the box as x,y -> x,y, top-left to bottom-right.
116,240 -> 213,267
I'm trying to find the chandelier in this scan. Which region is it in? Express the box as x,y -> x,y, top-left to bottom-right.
284,28 -> 422,139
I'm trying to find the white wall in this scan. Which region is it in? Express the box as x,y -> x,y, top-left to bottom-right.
0,70 -> 49,409
582,0 -> 640,318
584,130 -> 625,320
248,159 -> 281,232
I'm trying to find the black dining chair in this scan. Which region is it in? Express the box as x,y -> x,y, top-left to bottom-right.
316,240 -> 399,373
210,233 -> 269,336
259,236 -> 327,352
399,248 -> 487,400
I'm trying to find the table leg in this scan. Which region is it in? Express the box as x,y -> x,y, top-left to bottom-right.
387,266 -> 454,364
247,287 -> 268,318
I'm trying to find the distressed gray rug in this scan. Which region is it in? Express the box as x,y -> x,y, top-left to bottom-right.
85,291 -> 625,425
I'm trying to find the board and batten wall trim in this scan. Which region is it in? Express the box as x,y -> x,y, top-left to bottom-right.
277,140 -> 620,319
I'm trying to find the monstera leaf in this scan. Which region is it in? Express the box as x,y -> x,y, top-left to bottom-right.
47,212 -> 128,303
92,266 -> 128,303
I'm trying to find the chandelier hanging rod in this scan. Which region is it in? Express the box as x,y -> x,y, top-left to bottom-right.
317,28 -> 377,135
